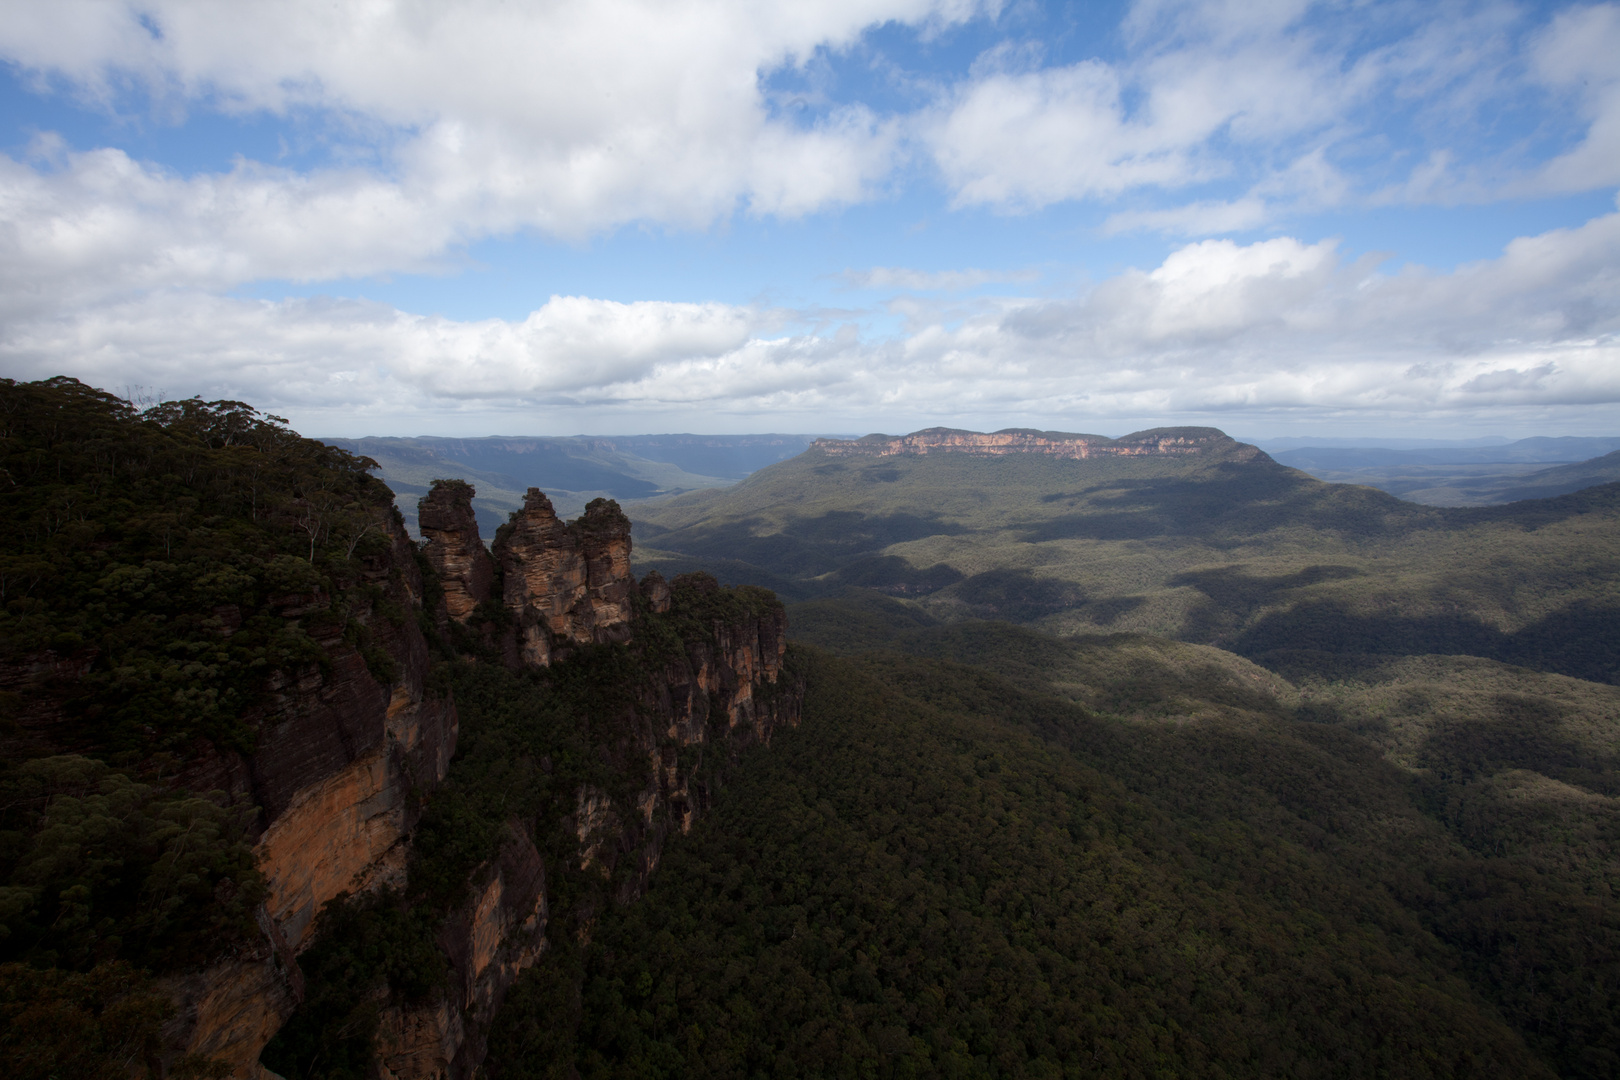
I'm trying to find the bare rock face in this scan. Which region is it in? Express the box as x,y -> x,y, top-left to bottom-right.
418,481 -> 495,623
493,490 -> 634,667
640,570 -> 672,614
160,514 -> 459,1077
376,823 -> 547,1080
592,573 -> 798,901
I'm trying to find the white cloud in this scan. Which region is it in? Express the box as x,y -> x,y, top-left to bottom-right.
928,0 -> 1361,211
0,0 -> 1613,300
931,0 -> 1613,223
1529,3 -> 1620,193
0,0 -> 981,291
7,204 -> 1617,432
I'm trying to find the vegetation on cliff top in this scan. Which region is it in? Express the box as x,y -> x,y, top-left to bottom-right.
0,376 -> 399,757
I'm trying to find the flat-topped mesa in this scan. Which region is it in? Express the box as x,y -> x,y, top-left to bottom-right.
493,489 -> 634,667
812,425 -> 1263,461
419,481 -> 496,622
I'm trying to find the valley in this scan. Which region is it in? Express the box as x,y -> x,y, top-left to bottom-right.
3,384 -> 1617,1079
630,426 -> 1620,685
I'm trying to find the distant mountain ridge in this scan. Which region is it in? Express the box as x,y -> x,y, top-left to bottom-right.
1272,439 -> 1620,506
815,425 -> 1262,461
630,424 -> 1620,685
320,433 -> 824,537
1271,435 -> 1620,468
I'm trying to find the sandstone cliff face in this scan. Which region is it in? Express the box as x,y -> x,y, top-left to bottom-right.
590,572 -> 797,901
161,516 -> 458,1077
418,482 -> 495,623
493,490 -> 634,667
390,606 -> 794,1078
376,823 -> 548,1080
325,493 -> 798,1080
813,426 -> 1262,461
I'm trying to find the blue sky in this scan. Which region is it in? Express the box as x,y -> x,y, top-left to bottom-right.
1,0 -> 1617,438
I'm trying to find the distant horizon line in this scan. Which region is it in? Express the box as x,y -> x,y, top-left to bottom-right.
309,430 -> 1619,450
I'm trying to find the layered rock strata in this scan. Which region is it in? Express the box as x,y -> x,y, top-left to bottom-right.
418,481 -> 496,624
162,515 -> 460,1077
814,426 -> 1262,461
493,490 -> 634,667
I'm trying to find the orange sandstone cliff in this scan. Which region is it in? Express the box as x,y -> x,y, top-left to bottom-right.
161,514 -> 459,1077
492,489 -> 635,667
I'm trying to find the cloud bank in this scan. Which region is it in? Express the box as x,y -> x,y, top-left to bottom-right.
0,1 -> 1616,434
8,203 -> 1615,433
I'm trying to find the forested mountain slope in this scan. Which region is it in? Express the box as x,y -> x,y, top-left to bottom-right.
487,618 -> 1620,1078
630,427 -> 1620,684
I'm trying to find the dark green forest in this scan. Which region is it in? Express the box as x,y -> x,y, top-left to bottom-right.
0,377 -> 401,1078
481,615 -> 1618,1079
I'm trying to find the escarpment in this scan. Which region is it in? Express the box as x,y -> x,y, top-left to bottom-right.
813,425 -> 1264,461
0,381 -> 798,1080
259,481 -> 801,1080
162,513 -> 460,1077
0,381 -> 468,1080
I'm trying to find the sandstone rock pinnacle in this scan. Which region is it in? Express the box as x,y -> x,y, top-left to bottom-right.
419,480 -> 496,622
493,489 -> 634,667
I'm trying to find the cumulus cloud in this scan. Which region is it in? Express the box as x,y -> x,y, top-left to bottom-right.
1,1 -> 1616,437
926,0 -> 1367,212
0,0 -> 979,291
932,0 -> 1600,222
1529,3 -> 1620,193
8,205 -> 1616,431
0,0 -> 1614,300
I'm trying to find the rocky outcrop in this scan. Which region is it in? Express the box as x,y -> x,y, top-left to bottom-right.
161,515 -> 459,1077
152,487 -> 796,1080
371,569 -> 800,1080
813,426 -> 1263,461
590,573 -> 798,900
418,481 -> 495,623
640,569 -> 672,614
376,823 -> 548,1080
493,490 -> 634,667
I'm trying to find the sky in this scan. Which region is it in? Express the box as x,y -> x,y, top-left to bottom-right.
1,0 -> 1618,439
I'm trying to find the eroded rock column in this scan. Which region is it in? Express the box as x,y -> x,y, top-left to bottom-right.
493,490 -> 633,667
418,481 -> 494,623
